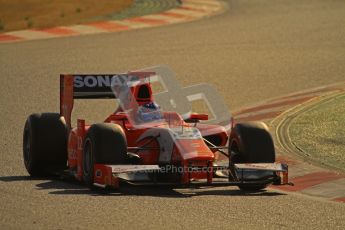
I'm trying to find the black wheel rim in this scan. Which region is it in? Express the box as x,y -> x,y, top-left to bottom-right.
83,140 -> 92,177
230,142 -> 242,164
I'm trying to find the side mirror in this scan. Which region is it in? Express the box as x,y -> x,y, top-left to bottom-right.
105,113 -> 128,123
184,113 -> 208,123
112,114 -> 128,120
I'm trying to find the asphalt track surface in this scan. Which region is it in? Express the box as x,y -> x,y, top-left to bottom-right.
1,0 -> 345,229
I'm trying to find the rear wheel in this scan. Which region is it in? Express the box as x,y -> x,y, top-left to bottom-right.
23,113 -> 67,176
229,121 -> 275,191
83,123 -> 127,187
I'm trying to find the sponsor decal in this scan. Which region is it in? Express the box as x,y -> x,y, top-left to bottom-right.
73,75 -> 139,88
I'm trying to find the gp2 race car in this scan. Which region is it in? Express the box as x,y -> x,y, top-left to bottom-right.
23,66 -> 290,191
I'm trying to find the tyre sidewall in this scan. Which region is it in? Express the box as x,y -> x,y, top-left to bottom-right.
23,113 -> 68,176
83,136 -> 95,187
82,123 -> 127,187
230,122 -> 275,163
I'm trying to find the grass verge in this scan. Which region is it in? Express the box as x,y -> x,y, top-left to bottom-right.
0,0 -> 133,32
290,94 -> 345,172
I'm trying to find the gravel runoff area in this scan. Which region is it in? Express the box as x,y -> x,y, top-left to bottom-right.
290,93 -> 345,172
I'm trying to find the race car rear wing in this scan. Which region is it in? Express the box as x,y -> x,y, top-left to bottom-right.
60,72 -> 155,129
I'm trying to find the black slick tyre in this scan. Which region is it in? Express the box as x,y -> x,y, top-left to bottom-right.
23,113 -> 68,177
229,121 -> 275,191
83,123 -> 127,187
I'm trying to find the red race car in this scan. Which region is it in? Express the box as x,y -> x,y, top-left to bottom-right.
23,66 -> 290,191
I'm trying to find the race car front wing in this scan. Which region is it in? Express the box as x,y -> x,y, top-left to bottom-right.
92,162 -> 291,189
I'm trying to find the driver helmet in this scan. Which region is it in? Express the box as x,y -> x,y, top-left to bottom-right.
137,102 -> 162,122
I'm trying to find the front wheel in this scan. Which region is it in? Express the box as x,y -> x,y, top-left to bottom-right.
83,123 -> 127,187
229,121 -> 276,191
